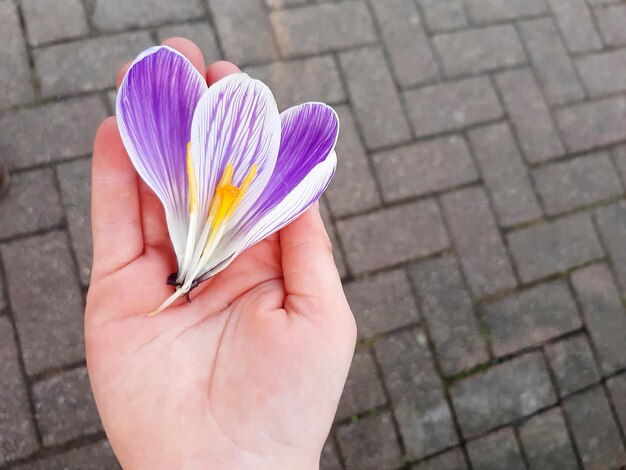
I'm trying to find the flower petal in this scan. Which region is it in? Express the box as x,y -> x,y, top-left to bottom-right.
116,46 -> 207,262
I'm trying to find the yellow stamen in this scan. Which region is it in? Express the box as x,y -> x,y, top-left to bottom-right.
207,163 -> 257,244
186,142 -> 198,214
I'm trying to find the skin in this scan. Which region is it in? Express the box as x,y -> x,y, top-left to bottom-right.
85,37 -> 356,469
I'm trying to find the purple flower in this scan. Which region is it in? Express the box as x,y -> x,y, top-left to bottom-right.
116,46 -> 338,315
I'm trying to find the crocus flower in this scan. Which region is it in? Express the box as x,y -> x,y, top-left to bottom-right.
116,46 -> 339,315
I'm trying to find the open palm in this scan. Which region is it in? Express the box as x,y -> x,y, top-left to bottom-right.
85,39 -> 356,470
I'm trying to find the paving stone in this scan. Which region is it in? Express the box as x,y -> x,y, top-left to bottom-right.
33,367 -> 102,446
34,32 -> 153,98
324,106 -> 380,218
0,168 -> 63,239
518,407 -> 578,470
271,2 -> 376,57
57,159 -> 92,285
418,0 -> 468,33
157,22 -> 221,63
1,232 -> 85,375
507,213 -> 603,283
375,329 -> 458,458
517,18 -> 584,105
0,96 -> 107,169
336,348 -> 386,419
245,56 -> 345,110
209,0 -> 277,64
433,25 -> 526,77
494,69 -> 564,163
482,280 -> 581,357
545,334 -> 601,396
0,317 -> 38,464
404,77 -> 503,138
410,255 -> 488,376
370,0 -> 439,88
466,427 -> 525,470
556,96 -> 626,152
595,202 -> 626,293
595,4 -> 626,46
336,412 -> 402,470
613,144 -> 626,190
588,0 -> 622,4
22,0 -> 88,46
13,440 -> 120,470
548,0 -> 602,53
468,123 -> 542,226
320,438 -> 342,470
266,0 -> 307,7
319,199 -> 347,279
0,270 -> 5,313
337,200 -> 448,275
93,0 -> 203,31
344,269 -> 419,339
463,0 -> 549,23
576,48 -> 626,97
532,152 -> 622,215
339,47 -> 412,149
571,264 -> 626,374
414,448 -> 468,470
440,187 -> 516,298
373,136 -> 479,202
564,386 -> 626,469
607,373 -> 626,433
450,352 -> 556,438
0,0 -> 34,108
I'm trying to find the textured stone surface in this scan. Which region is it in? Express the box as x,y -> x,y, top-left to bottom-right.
468,123 -> 541,226
375,329 -> 458,458
481,280 -> 581,357
1,232 -> 85,375
370,0 -> 439,88
415,448 -> 468,470
339,47 -> 412,149
0,317 -> 38,464
0,169 -> 63,239
93,0 -> 203,31
463,0 -> 548,23
532,152 -> 622,215
418,0 -> 468,32
564,386 -> 626,469
571,264 -> 626,374
433,25 -> 526,77
410,255 -> 488,375
14,441 -> 120,470
595,4 -> 626,46
33,367 -> 102,446
0,0 -> 34,108
519,407 -> 578,470
22,0 -> 88,46
344,269 -> 419,339
607,374 -> 626,433
373,136 -> 478,202
404,77 -> 503,138
548,0 -> 602,53
466,427 -> 525,470
545,334 -> 600,396
336,348 -> 386,419
441,187 -> 516,298
450,352 -> 556,438
0,96 -> 107,169
157,22 -> 221,63
595,202 -> 626,293
320,438 -> 342,470
34,33 -> 153,97
209,0 -> 277,64
507,213 -> 603,282
337,200 -> 449,274
494,69 -> 564,163
336,412 -> 402,470
271,2 -> 376,57
245,56 -> 345,110
576,48 -> 626,97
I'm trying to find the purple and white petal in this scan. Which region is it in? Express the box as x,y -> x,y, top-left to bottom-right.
116,45 -> 207,263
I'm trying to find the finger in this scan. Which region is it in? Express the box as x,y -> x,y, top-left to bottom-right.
91,117 -> 144,281
206,61 -> 241,85
161,37 -> 205,75
137,179 -> 169,247
116,61 -> 131,89
279,204 -> 346,314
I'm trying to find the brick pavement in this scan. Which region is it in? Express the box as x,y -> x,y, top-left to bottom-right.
1,0 -> 626,468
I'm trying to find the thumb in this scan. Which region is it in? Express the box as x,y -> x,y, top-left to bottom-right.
279,203 -> 347,316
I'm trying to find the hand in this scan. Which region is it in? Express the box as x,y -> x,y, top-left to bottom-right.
85,38 -> 356,470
